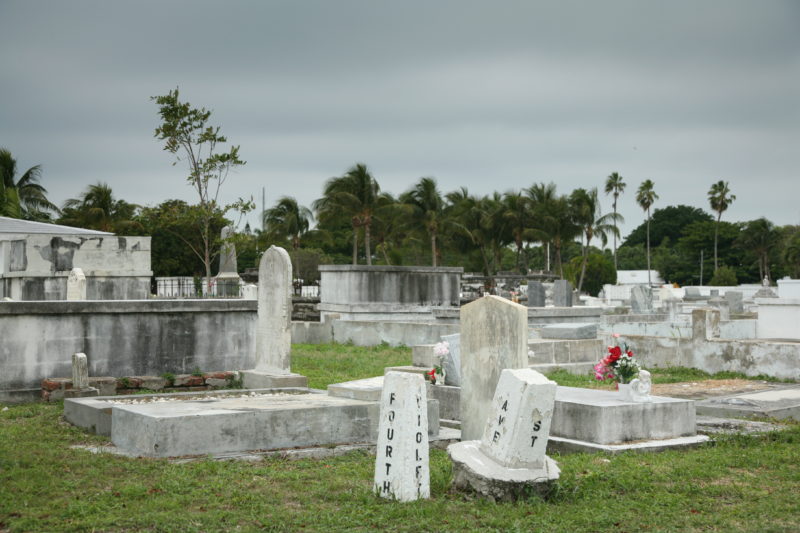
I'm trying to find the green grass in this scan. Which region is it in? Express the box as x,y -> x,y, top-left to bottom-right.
546,366 -> 793,390
292,342 -> 412,389
1,343 -> 798,532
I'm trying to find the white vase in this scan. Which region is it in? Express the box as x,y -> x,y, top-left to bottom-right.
618,383 -> 633,402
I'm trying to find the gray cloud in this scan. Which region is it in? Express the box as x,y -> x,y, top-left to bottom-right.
1,0 -> 798,238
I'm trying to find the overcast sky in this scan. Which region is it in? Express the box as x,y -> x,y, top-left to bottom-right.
2,1 -> 798,240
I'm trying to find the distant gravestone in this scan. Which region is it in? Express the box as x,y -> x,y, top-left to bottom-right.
242,284 -> 258,300
527,281 -> 545,307
630,285 -> 653,314
374,372 -> 430,502
66,268 -> 87,301
241,246 -> 307,388
72,352 -> 89,390
448,368 -> 560,501
552,280 -> 572,307
440,333 -> 461,386
710,289 -> 719,297
216,226 -> 241,297
460,295 -> 528,441
725,291 -> 744,314
64,352 -> 98,398
708,297 -> 730,321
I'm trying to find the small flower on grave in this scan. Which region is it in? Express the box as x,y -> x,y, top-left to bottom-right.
433,341 -> 450,357
594,337 -> 641,384
426,365 -> 444,385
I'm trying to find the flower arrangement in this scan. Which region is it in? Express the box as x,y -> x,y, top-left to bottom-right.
427,341 -> 450,385
594,334 -> 641,384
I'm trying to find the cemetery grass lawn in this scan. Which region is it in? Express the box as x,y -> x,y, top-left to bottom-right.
1,344 -> 798,532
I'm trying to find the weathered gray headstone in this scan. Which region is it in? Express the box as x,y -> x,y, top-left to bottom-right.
725,291 -> 743,314
710,289 -> 719,297
448,368 -> 560,501
218,225 -> 238,275
708,297 -> 730,321
440,333 -> 461,386
460,295 -> 528,441
241,246 -> 307,388
216,226 -> 241,296
374,372 -> 430,502
630,285 -> 653,314
527,281 -> 545,307
552,280 -> 572,307
66,268 -> 87,301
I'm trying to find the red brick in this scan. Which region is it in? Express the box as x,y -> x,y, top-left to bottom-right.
41,378 -> 67,391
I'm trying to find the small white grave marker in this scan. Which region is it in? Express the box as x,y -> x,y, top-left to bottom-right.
374,371 -> 430,502
66,268 -> 87,301
72,352 -> 90,390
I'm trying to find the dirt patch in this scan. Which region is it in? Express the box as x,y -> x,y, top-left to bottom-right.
651,379 -> 776,400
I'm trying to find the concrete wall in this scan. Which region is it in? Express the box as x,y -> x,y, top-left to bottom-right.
318,264 -> 462,321
602,309 -> 800,380
0,300 -> 256,401
0,234 -> 152,300
756,298 -> 800,340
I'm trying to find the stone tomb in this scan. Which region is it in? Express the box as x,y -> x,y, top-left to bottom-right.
448,368 -> 560,501
241,246 -> 307,388
374,372 -> 430,502
548,386 -> 709,453
106,390 -> 379,458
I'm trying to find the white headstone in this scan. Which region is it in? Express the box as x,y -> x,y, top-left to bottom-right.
218,225 -> 238,275
374,371 -> 430,502
630,285 -> 653,314
460,295 -> 529,441
255,246 -> 292,374
66,268 -> 87,301
72,352 -> 89,390
479,368 -> 557,469
440,333 -> 461,386
242,283 -> 258,300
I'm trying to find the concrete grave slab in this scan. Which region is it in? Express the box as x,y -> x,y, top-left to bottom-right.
110,391 -> 380,458
540,322 -> 598,340
551,386 -> 697,445
695,385 -> 800,421
327,376 -> 385,402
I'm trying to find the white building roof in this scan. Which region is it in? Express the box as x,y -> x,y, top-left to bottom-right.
0,216 -> 112,236
616,270 -> 664,285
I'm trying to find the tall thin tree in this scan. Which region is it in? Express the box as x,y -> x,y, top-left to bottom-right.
604,172 -> 626,270
707,180 -> 736,271
400,177 -> 445,266
635,180 -> 659,286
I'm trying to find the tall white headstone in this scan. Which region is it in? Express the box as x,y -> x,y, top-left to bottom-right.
448,368 -> 560,501
460,295 -> 528,441
241,246 -> 307,388
215,226 -> 241,296
374,372 -> 430,502
66,268 -> 87,301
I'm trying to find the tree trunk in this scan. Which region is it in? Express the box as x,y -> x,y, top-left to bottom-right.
714,213 -> 720,271
577,244 -> 589,294
613,199 -> 618,271
352,227 -> 358,265
646,211 -> 652,286
555,238 -> 563,279
364,223 -> 372,266
431,233 -> 437,267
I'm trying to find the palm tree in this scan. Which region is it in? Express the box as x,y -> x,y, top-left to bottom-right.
400,177 -> 446,266
527,183 -> 577,278
708,180 -> 736,271
0,148 -> 58,220
785,231 -> 800,278
312,163 -> 381,265
263,196 -> 313,250
570,187 -> 622,294
604,172 -> 626,270
501,191 -> 533,273
737,218 -> 779,282
59,182 -> 140,233
635,180 -> 659,286
525,182 -> 558,272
